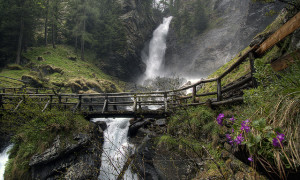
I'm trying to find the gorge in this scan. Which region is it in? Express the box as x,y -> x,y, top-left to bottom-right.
0,0 -> 299,179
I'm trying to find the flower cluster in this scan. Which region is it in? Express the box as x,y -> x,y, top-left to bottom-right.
226,134 -> 234,146
272,132 -> 285,147
234,134 -> 244,145
230,116 -> 235,123
241,119 -> 250,133
216,113 -> 224,126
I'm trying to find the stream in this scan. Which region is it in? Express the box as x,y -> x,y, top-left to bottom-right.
0,145 -> 12,180
92,118 -> 137,180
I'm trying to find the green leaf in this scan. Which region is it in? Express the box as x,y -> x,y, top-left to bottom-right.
255,135 -> 262,144
263,126 -> 272,131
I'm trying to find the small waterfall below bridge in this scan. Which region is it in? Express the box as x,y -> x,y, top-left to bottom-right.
0,144 -> 13,180
92,118 -> 137,180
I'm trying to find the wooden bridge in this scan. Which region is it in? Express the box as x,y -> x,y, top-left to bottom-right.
1,12 -> 299,119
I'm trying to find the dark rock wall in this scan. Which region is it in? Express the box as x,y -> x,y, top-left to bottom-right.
105,0 -> 161,81
29,123 -> 104,180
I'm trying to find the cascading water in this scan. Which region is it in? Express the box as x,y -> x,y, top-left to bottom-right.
0,144 -> 13,180
92,118 -> 137,180
143,16 -> 173,80
94,16 -> 174,180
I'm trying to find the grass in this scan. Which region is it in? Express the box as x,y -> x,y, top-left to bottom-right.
0,45 -> 124,92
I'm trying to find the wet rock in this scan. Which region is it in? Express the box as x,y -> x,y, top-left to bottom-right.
133,135 -> 162,180
29,124 -> 103,180
21,75 -> 43,88
128,119 -> 152,137
155,119 -> 166,126
94,121 -> 107,131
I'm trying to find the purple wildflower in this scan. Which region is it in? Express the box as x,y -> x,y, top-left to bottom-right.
230,116 -> 236,123
234,134 -> 244,145
226,134 -> 234,146
273,132 -> 285,147
248,156 -> 254,162
216,113 -> 225,126
241,119 -> 250,133
231,129 -> 234,133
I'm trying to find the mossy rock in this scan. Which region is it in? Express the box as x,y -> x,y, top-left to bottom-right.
39,64 -> 63,76
21,75 -> 43,88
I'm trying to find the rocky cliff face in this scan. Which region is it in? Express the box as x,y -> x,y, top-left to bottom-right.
164,0 -> 284,79
29,123 -> 104,180
105,0 -> 161,81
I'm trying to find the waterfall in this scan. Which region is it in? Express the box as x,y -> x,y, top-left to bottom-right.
143,16 -> 173,80
0,144 -> 13,180
92,118 -> 137,180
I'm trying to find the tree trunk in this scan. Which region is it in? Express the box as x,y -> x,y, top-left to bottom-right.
16,16 -> 24,65
52,21 -> 56,49
44,0 -> 49,46
81,7 -> 86,61
75,35 -> 78,54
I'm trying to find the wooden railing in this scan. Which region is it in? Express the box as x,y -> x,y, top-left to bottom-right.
1,12 -> 299,118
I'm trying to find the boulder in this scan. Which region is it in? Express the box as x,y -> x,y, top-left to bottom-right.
37,56 -> 45,61
39,64 -> 63,76
68,56 -> 77,61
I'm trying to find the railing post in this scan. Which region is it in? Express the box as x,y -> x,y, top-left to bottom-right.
249,52 -> 258,87
2,89 -> 5,93
58,95 -> 62,107
36,89 -> 39,94
217,78 -> 222,101
89,97 -> 93,112
133,95 -> 137,113
164,92 -> 168,112
138,97 -> 142,110
192,85 -> 197,103
49,95 -> 53,110
78,95 -> 82,111
113,97 -> 117,111
102,95 -> 108,113
64,97 -> 68,110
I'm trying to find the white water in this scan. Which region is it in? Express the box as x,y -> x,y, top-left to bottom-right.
0,144 -> 13,180
143,16 -> 173,80
92,118 -> 137,180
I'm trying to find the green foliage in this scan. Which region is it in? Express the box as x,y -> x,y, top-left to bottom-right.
158,106 -> 216,159
2,100 -> 90,179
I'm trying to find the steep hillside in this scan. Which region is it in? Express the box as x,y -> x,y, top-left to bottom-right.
0,45 -> 122,93
164,0 -> 284,78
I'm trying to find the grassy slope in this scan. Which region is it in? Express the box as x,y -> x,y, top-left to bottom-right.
0,45 -> 124,92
